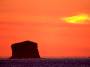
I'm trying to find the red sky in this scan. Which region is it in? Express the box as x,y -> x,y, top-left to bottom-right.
0,0 -> 90,58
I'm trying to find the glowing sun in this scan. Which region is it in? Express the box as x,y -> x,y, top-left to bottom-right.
61,13 -> 90,24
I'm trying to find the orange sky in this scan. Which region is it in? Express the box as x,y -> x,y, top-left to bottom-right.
0,0 -> 90,58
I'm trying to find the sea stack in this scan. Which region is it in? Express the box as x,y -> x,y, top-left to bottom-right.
10,40 -> 40,59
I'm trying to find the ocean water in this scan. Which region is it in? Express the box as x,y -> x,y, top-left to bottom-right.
0,58 -> 90,67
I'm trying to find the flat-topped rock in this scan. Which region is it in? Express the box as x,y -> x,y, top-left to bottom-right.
10,40 -> 40,59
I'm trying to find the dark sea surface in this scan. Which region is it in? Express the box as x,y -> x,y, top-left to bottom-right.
0,58 -> 90,67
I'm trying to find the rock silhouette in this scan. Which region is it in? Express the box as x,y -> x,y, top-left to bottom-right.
10,41 -> 40,59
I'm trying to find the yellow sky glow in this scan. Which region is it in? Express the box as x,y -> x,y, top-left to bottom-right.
61,13 -> 90,24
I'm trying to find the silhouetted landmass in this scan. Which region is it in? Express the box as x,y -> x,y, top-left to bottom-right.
10,40 -> 40,59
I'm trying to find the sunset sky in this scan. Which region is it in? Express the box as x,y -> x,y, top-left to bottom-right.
0,0 -> 90,58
